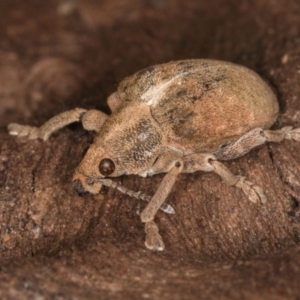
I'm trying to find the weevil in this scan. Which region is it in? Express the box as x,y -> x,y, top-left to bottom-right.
8,59 -> 300,251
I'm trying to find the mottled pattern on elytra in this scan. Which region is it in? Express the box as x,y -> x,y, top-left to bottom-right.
118,60 -> 279,153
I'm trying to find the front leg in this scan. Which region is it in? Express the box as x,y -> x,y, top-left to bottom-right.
141,150 -> 183,251
107,92 -> 124,112
8,108 -> 108,141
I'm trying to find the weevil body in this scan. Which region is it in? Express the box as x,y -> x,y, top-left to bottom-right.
8,59 -> 300,251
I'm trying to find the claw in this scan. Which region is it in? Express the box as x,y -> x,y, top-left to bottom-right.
7,123 -> 22,136
7,123 -> 39,139
145,221 -> 165,251
236,176 -> 267,204
285,127 -> 300,142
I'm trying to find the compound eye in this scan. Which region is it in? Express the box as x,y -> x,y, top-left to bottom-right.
99,158 -> 115,176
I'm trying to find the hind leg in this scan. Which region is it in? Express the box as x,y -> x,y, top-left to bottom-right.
214,127 -> 300,161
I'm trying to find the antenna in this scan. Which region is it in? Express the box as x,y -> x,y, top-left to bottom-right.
98,178 -> 175,214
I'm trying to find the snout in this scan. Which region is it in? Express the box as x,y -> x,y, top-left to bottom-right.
72,172 -> 103,195
72,179 -> 88,196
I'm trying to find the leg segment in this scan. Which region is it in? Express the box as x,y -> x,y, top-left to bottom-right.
142,163 -> 182,251
8,108 -> 107,141
208,126 -> 300,202
210,160 -> 267,204
215,127 -> 300,161
107,92 -> 124,113
80,109 -> 107,132
264,126 -> 300,142
182,153 -> 266,204
145,220 -> 165,251
140,150 -> 183,251
145,149 -> 183,176
140,160 -> 183,223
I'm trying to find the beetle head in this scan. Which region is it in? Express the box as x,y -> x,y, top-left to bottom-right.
72,111 -> 164,196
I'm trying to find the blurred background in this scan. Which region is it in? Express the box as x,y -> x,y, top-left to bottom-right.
1,0 -> 299,128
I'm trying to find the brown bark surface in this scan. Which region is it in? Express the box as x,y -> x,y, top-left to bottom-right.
1,0 -> 300,299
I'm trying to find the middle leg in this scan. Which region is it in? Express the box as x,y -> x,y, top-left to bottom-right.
182,153 -> 267,204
